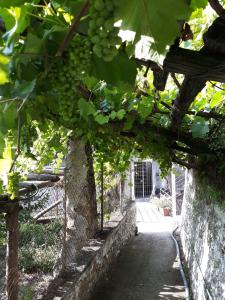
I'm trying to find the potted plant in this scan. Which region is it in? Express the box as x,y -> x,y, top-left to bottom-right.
151,196 -> 172,216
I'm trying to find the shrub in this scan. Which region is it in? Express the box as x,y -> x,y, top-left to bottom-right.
19,220 -> 63,273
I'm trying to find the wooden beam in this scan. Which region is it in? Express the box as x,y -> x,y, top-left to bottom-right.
33,200 -> 62,220
164,48 -> 225,83
26,174 -> 60,182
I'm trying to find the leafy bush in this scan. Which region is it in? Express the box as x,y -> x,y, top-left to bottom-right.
19,220 -> 63,273
20,286 -> 34,300
19,220 -> 62,247
19,246 -> 57,273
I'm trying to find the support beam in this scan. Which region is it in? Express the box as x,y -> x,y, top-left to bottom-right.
164,47 -> 225,83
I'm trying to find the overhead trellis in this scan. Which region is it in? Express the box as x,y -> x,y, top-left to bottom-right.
0,0 -> 225,189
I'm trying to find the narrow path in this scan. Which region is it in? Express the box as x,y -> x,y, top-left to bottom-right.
91,202 -> 185,300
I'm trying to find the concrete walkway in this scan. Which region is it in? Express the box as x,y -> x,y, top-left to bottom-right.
91,202 -> 185,300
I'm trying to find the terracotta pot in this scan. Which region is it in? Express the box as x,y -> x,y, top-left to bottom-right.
163,207 -> 171,216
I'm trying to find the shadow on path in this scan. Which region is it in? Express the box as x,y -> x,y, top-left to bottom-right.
91,203 -> 185,300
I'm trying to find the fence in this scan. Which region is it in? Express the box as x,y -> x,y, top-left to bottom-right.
0,167 -> 127,300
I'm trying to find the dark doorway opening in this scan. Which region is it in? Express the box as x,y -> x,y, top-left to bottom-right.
134,161 -> 152,199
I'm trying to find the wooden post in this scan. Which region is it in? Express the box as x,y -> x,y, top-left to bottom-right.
100,162 -> 104,232
171,169 -> 177,218
6,204 -> 19,300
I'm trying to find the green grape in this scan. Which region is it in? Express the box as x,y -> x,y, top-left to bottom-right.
6,172 -> 21,200
94,0 -> 104,10
96,17 -> 104,26
99,29 -> 108,38
104,19 -> 114,31
88,0 -> 121,62
45,35 -> 92,124
104,55 -> 114,62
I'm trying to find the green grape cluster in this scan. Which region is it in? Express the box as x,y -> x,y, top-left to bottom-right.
88,0 -> 122,61
21,125 -> 38,154
6,172 -> 21,200
47,35 -> 91,123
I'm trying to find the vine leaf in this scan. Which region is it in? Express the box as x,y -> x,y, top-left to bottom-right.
78,98 -> 96,120
210,92 -> 223,108
2,6 -> 29,53
190,0 -> 208,9
117,109 -> 126,120
13,80 -> 36,99
95,114 -> 109,125
124,115 -> 136,131
91,52 -> 137,90
0,0 -> 26,7
191,117 -> 209,138
0,53 -> 10,84
117,0 -> 191,53
24,33 -> 43,54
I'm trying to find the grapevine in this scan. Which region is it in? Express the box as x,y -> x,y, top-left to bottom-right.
6,172 -> 21,200
88,0 -> 122,61
20,124 -> 38,156
47,34 -> 92,123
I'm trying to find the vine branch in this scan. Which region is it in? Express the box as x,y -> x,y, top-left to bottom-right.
9,115 -> 21,173
56,0 -> 89,57
208,0 -> 225,18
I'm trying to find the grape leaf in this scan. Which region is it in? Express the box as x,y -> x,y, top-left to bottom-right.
2,6 -> 29,53
0,103 -> 17,134
78,98 -> 96,120
191,117 -> 209,138
91,52 -> 137,91
0,53 -> 10,84
0,8 -> 15,31
190,0 -> 208,9
124,115 -> 135,131
117,109 -> 126,120
13,80 -> 36,99
24,33 -> 43,54
210,92 -> 224,109
0,0 -> 27,7
95,114 -> 109,125
117,0 -> 191,53
137,97 -> 154,120
110,111 -> 117,120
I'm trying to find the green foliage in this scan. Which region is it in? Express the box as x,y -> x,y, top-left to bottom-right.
0,54 -> 10,84
117,0 -> 191,53
20,286 -> 34,300
6,172 -> 21,200
190,0 -> 208,10
19,220 -> 63,273
191,117 -> 209,138
91,52 -> 137,90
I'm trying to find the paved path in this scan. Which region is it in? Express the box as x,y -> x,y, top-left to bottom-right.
91,202 -> 185,300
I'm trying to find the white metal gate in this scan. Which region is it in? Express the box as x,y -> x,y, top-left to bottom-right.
134,161 -> 152,199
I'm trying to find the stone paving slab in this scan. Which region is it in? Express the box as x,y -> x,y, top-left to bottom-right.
91,202 -> 185,300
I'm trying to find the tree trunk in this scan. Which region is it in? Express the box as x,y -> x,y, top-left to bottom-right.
64,137 -> 98,265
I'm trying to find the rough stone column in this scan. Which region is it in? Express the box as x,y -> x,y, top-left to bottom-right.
64,137 -> 98,264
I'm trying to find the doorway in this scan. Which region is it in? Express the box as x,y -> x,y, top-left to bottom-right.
134,161 -> 152,199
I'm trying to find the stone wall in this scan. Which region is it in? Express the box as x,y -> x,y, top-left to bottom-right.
181,170 -> 225,300
41,203 -> 136,300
